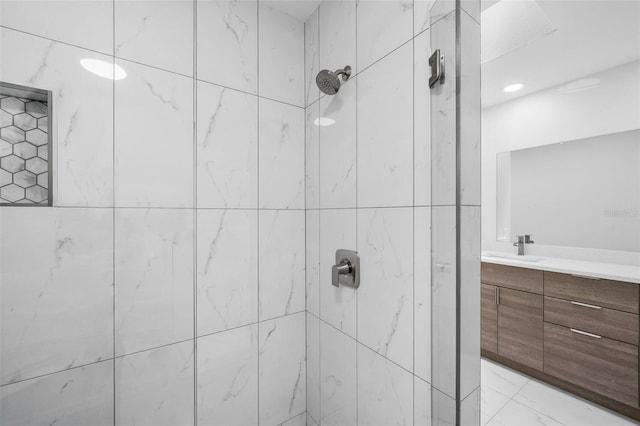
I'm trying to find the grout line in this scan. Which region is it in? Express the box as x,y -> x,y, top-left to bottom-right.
0,358 -> 115,389
192,0 -> 198,424
111,1 -> 116,424
0,311 -> 306,390
307,311 -> 416,379
256,2 -> 261,423
411,0 -> 416,421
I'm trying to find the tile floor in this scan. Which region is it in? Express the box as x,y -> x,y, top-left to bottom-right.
481,358 -> 640,426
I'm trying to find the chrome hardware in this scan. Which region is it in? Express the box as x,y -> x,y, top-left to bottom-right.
513,235 -> 534,256
331,249 -> 360,288
570,301 -> 602,310
429,49 -> 445,88
570,328 -> 602,339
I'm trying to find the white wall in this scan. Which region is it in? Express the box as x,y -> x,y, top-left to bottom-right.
482,60 -> 640,263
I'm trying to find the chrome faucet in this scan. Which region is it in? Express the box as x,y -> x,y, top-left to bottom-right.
513,235 -> 534,256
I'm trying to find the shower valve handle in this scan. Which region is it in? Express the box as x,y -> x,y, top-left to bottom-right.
332,260 -> 352,287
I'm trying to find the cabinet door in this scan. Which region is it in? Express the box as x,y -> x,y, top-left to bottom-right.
481,284 -> 498,353
544,322 -> 638,406
498,288 -> 543,370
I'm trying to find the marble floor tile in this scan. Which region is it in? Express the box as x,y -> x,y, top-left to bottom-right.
513,379 -> 639,426
486,399 -> 564,426
481,359 -> 530,399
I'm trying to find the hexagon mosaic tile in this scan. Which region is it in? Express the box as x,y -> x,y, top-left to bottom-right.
0,95 -> 50,205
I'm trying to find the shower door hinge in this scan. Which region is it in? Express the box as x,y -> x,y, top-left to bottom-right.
429,49 -> 445,88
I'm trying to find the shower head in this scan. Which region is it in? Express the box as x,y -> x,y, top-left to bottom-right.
316,66 -> 352,95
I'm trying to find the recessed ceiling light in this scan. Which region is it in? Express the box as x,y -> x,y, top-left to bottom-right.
504,83 -> 524,93
314,117 -> 335,127
81,59 -> 127,80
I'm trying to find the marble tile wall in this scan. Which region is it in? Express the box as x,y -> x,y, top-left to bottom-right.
0,1 -> 306,424
303,0 -> 433,424
304,0 -> 480,424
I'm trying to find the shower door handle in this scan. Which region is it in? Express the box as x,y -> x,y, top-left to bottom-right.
429,49 -> 445,88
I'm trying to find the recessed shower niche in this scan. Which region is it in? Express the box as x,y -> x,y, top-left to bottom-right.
0,82 -> 52,205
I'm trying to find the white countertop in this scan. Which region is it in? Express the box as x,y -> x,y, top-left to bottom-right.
481,251 -> 640,284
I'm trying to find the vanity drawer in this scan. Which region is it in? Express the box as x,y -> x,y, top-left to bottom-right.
544,322 -> 638,406
544,296 -> 639,345
544,272 -> 639,314
481,263 -> 543,294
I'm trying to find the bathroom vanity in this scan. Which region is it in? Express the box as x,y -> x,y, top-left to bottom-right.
481,255 -> 640,420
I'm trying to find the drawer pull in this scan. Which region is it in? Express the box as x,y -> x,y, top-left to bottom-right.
570,328 -> 602,339
570,301 -> 602,310
571,274 -> 601,280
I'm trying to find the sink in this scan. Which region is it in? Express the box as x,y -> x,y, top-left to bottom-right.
483,252 -> 545,263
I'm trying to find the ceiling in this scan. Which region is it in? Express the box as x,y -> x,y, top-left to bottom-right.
481,0 -> 640,107
263,0 -> 320,21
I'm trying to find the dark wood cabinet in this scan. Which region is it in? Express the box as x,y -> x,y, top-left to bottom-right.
481,262 -> 543,294
544,271 -> 639,314
497,288 -> 544,370
481,262 -> 640,420
481,284 -> 498,353
544,322 -> 638,406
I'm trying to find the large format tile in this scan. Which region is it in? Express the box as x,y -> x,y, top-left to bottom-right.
115,0 -> 193,76
319,79 -> 356,209
357,208 -> 414,371
259,313 -> 306,425
1,29 -> 114,207
115,208 -> 194,356
414,29 -> 432,206
486,399 -> 563,426
414,376 -> 432,426
197,81 -> 258,208
319,209 -> 357,337
357,42 -> 413,208
357,0 -> 413,71
197,324 -> 258,426
320,322 -> 357,426
513,379 -> 639,426
0,207 -> 113,385
461,387 -> 481,426
115,341 -> 194,426
307,313 -> 321,424
357,344 -> 413,426
259,4 -> 304,107
258,210 -> 305,320
481,359 -> 529,399
459,10 -> 481,206
280,412 -> 307,426
259,98 -> 305,209
0,0 -> 113,54
319,0 -> 357,76
460,206 -> 481,399
306,210 -> 321,316
0,361 -> 114,426
304,8 -> 320,107
480,385 -> 510,423
414,207 -> 431,382
415,0 -> 436,35
430,206 -> 456,398
197,0 -> 257,93
305,102 -> 320,209
115,60 -> 193,207
197,209 -> 258,336
429,11 -> 457,206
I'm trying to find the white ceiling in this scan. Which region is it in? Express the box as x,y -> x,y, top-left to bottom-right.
263,0 -> 320,21
481,0 -> 640,107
